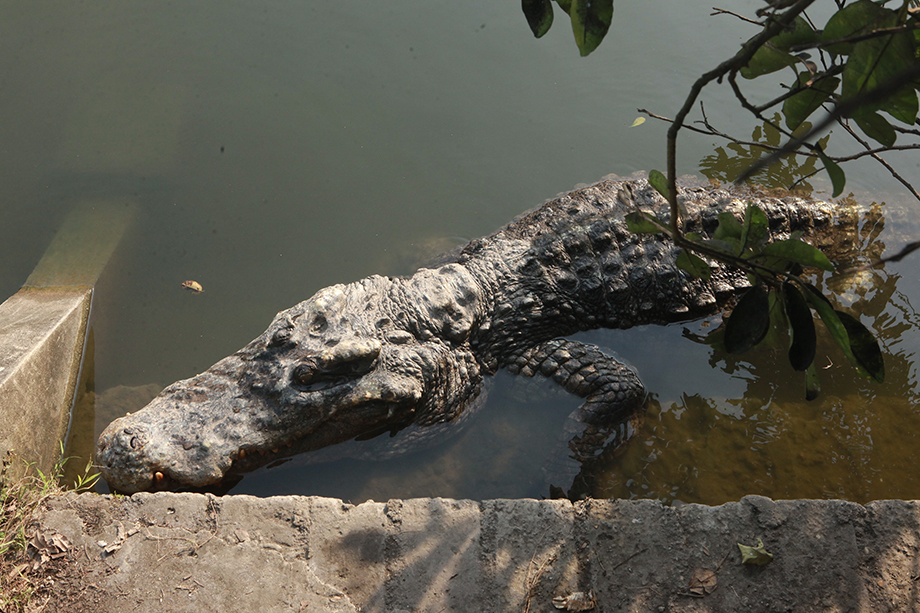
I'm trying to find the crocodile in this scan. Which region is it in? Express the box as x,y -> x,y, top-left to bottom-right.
96,178 -> 852,493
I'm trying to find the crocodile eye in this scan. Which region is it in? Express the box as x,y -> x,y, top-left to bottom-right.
291,363 -> 316,385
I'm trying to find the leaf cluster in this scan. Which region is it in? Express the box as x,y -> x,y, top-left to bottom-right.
522,0 -> 614,56
738,0 -> 920,195
626,198 -> 884,399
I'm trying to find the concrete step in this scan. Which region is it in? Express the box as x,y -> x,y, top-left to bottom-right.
35,491 -> 920,612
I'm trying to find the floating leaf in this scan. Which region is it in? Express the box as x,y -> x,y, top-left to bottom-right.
817,149 -> 846,197
724,285 -> 770,354
836,310 -> 885,383
625,211 -> 665,234
181,280 -> 204,293
648,169 -> 670,201
677,249 -> 712,280
630,117 -> 646,127
522,0 -> 555,38
783,282 -> 816,371
569,0 -> 613,56
759,238 -> 834,271
738,538 -> 773,566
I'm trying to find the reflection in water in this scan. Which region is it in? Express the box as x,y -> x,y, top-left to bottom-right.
587,204 -> 920,504
698,115 -> 829,192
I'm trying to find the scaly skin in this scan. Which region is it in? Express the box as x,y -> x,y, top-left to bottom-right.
96,179 -> 852,493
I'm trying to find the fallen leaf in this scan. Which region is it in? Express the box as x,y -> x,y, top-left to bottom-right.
28,531 -> 71,569
552,589 -> 596,611
688,568 -> 718,596
181,280 -> 204,293
630,117 -> 646,127
738,538 -> 773,566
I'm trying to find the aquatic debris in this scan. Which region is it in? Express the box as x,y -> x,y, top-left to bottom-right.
552,589 -> 596,611
181,280 -> 204,293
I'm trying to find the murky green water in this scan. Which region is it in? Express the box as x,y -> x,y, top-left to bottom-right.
2,1 -> 918,504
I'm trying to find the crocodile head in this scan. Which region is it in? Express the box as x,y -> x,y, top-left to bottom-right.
96,269 -> 485,493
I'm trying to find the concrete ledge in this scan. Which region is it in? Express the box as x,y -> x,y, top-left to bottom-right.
36,492 -> 920,612
0,287 -> 92,477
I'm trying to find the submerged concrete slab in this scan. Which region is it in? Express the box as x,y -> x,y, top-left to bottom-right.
34,492 -> 920,612
0,287 -> 92,477
0,197 -> 136,477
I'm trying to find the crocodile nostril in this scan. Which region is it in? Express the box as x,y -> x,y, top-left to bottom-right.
130,436 -> 141,449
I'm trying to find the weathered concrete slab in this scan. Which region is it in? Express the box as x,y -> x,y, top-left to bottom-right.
0,287 -> 92,477
34,492 -> 920,612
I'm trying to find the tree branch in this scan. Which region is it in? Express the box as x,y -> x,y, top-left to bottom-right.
665,0 -> 817,239
836,118 -> 920,202
736,62 -> 920,184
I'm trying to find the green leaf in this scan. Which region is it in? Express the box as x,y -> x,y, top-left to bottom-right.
878,86 -> 919,126
569,0 -> 613,56
677,250 -> 712,280
802,283 -> 872,379
555,0 -> 572,14
853,110 -> 897,147
805,362 -> 821,400
759,238 -> 834,272
738,538 -> 773,566
836,311 -> 885,383
648,169 -> 670,201
783,282 -> 816,371
836,4 -> 918,120
822,0 -> 888,56
771,16 -> 820,50
724,285 -> 770,354
714,212 -> 743,242
740,44 -> 799,79
783,73 -> 840,131
817,149 -> 846,197
523,0 -> 554,38
740,205 -> 769,251
625,211 -> 665,234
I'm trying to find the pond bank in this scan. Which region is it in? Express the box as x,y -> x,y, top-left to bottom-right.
32,491 -> 920,612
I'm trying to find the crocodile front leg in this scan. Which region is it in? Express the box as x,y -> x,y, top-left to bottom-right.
505,338 -> 647,498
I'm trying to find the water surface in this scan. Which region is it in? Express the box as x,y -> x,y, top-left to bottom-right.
1,1 -> 918,504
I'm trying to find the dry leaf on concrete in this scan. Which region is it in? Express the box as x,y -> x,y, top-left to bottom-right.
552,589 -> 597,611
688,568 -> 718,596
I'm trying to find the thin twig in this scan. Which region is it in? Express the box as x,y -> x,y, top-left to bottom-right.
710,7 -> 762,25
836,118 -> 920,202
